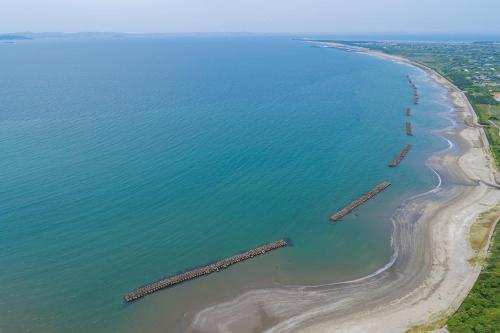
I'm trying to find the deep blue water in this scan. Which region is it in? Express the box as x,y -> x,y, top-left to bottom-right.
0,36 -> 450,332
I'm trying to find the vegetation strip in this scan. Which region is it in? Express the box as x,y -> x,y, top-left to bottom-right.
124,239 -> 288,302
389,144 -> 412,167
330,181 -> 391,221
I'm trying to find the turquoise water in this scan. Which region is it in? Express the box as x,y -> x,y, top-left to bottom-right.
0,36 -> 450,332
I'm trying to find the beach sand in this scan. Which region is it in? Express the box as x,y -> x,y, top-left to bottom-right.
188,43 -> 500,333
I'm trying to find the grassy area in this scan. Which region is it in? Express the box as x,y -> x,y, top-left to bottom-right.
468,205 -> 500,266
405,311 -> 449,333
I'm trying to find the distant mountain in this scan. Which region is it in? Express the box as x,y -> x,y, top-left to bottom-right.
0,34 -> 32,41
0,32 -> 130,41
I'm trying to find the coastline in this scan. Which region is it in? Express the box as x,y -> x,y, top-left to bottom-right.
293,42 -> 500,332
189,43 -> 500,333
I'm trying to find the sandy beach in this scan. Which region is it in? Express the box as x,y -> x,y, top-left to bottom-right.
189,43 -> 500,333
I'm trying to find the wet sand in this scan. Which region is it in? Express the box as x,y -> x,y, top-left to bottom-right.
187,43 -> 500,333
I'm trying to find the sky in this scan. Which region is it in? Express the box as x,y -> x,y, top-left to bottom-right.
1,0 -> 499,34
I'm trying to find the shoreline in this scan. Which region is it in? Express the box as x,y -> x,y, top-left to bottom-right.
293,42 -> 500,332
189,43 -> 500,333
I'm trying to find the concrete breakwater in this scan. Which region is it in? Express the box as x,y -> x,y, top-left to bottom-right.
389,144 -> 412,167
406,75 -> 419,104
330,181 -> 391,221
406,75 -> 417,91
124,239 -> 288,303
406,122 -> 413,136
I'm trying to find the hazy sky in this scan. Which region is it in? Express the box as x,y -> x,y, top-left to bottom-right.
2,0 -> 499,34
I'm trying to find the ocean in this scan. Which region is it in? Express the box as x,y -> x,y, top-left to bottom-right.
0,36 -> 451,332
